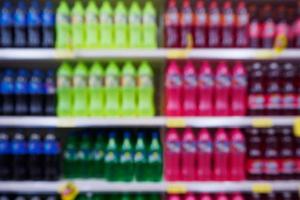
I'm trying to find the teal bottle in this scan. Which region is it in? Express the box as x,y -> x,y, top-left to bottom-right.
77,135 -> 93,178
63,136 -> 78,178
104,131 -> 119,181
134,132 -> 147,181
147,131 -> 162,181
92,134 -> 105,178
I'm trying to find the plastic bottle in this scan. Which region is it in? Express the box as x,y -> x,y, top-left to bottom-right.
137,61 -> 154,116
231,61 -> 247,116
12,132 -> 27,180
45,70 -> 56,116
183,61 -> 197,116
29,70 -> 44,115
197,129 -> 212,180
221,1 -> 234,47
129,2 -> 142,48
165,129 -> 181,181
14,0 -> 27,47
184,193 -> 196,200
0,1 -> 13,47
295,4 -> 300,48
167,195 -> 180,200
147,131 -> 162,181
0,132 -> 11,180
99,0 -> 113,48
134,131 -> 147,181
44,131 -> 60,180
105,62 -> 120,116
208,1 -> 221,47
182,128 -> 196,181
264,128 -> 279,180
121,62 -> 136,116
71,0 -> 85,49
85,0 -> 99,48
235,1 -> 249,47
266,62 -> 281,115
231,193 -> 244,200
180,0 -> 193,48
77,135 -> 93,178
198,61 -> 213,116
215,194 -> 228,200
199,194 -> 212,200
89,62 -> 104,116
56,0 -> 71,49
57,62 -> 73,116
142,1 -> 157,48
28,133 -> 43,180
194,0 -> 207,47
63,136 -> 77,178
165,61 -> 182,116
92,134 -> 104,178
214,128 -> 229,180
15,69 -> 29,115
73,62 -> 88,116
274,6 -> 289,49
119,131 -> 134,181
27,0 -> 41,47
215,62 -> 231,116
282,63 -> 296,115
114,1 -> 128,48
164,0 -> 179,47
248,5 -> 260,48
296,137 -> 300,179
1,69 -> 15,115
261,5 -> 275,48
42,0 -> 55,48
104,131 -> 119,181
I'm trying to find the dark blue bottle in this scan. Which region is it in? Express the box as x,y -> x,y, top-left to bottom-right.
1,69 -> 14,115
29,70 -> 44,115
0,132 -> 11,180
0,1 -> 13,47
42,1 -> 55,48
27,0 -> 41,47
44,131 -> 60,180
28,132 -> 43,180
14,0 -> 27,47
12,132 -> 27,180
45,70 -> 56,116
15,69 -> 29,115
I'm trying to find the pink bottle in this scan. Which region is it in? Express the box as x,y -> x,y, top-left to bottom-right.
208,0 -> 221,47
221,1 -> 235,47
182,128 -> 196,181
165,129 -> 181,181
231,193 -> 244,200
198,61 -> 214,116
184,193 -> 196,200
194,0 -> 207,48
215,62 -> 231,116
164,0 -> 179,48
165,61 -> 182,116
231,61 -> 247,116
180,0 -> 194,48
274,6 -> 289,49
261,5 -> 275,48
168,195 -> 181,200
235,1 -> 249,47
214,128 -> 229,181
294,3 -> 300,48
216,194 -> 228,200
183,61 -> 197,116
199,194 -> 212,200
197,128 -> 212,181
230,128 -> 246,181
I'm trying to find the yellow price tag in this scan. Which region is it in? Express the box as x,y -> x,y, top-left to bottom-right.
255,50 -> 274,60
166,118 -> 186,128
274,34 -> 287,54
55,50 -> 74,59
166,183 -> 187,194
57,118 -> 75,128
252,118 -> 273,128
293,118 -> 300,137
252,183 -> 272,194
59,182 -> 79,200
167,50 -> 191,59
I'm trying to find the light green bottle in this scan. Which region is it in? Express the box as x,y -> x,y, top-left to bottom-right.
119,132 -> 134,181
89,62 -> 104,116
85,0 -> 99,48
137,61 -> 154,116
105,62 -> 120,116
99,0 -> 113,48
57,62 -> 73,116
71,0 -> 85,49
129,2 -> 142,48
73,62 -> 89,116
114,1 -> 128,48
121,62 -> 136,116
56,1 -> 71,49
142,1 -> 157,48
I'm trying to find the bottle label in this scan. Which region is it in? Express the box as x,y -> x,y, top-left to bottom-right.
216,74 -> 231,88
134,151 -> 146,162
280,159 -> 295,174
105,151 -> 117,162
166,141 -> 180,153
247,159 -> 263,174
248,94 -> 265,109
215,141 -> 229,153
77,149 -> 93,160
294,19 -> 300,35
72,14 -> 84,24
165,9 -> 178,26
237,13 -> 249,27
86,12 -> 98,24
198,141 -> 212,153
138,75 -> 153,88
0,141 -> 9,154
181,10 -> 193,26
262,20 -> 275,38
100,12 -> 112,24
148,150 -> 162,163
57,14 -> 70,25
264,159 -> 279,175
115,13 -> 127,24
28,141 -> 43,154
12,141 -> 26,154
209,10 -> 220,26
94,149 -> 104,161
266,94 -> 281,109
232,141 -> 246,153
15,77 -> 28,94
199,74 -> 214,88
129,13 -> 141,25
105,75 -> 119,88
282,94 -> 296,109
166,74 -> 182,88
29,77 -> 43,94
249,21 -> 260,38
28,9 -> 41,26
183,141 -> 196,153
89,75 -> 103,88
14,10 -> 26,26
184,73 -> 197,88
120,151 -> 133,163
1,8 -> 13,26
64,149 -> 77,160
233,74 -> 247,88
74,75 -> 87,88
44,141 -> 60,155
223,12 -> 234,26
276,23 -> 288,36
58,75 -> 71,88
45,77 -> 56,94
42,9 -> 54,26
122,74 -> 135,88
195,9 -> 207,26
143,13 -> 156,25
1,75 -> 14,94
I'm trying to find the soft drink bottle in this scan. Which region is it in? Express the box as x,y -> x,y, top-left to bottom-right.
0,1 -> 13,47
180,0 -> 193,48
281,192 -> 295,200
105,62 -> 120,116
14,195 -> 26,200
29,70 -> 44,115
215,62 -> 231,116
44,131 -> 60,180
142,1 -> 157,48
89,62 -> 104,116
92,134 -> 104,178
45,70 -> 56,116
77,135 -> 93,178
165,61 -> 182,116
71,0 -> 85,49
266,193 -> 276,200
215,194 -> 228,200
266,62 -> 281,115
184,193 -> 196,200
1,69 -> 15,115
99,0 -> 113,48
135,131 -> 147,181
164,0 -> 179,47
199,194 -> 212,200
248,5 -> 260,48
85,0 -> 99,49
261,5 -> 275,48
57,62 -> 73,116
12,132 -> 27,180
15,69 -> 29,115
286,6 -> 295,48
295,3 -> 300,48
121,62 -> 136,116
214,129 -> 229,180
282,63 -> 296,115
231,193 -> 244,200
274,6 -> 289,49
129,2 -> 142,48
0,132 -> 11,180
165,129 -> 181,181
194,0 -> 207,47
235,1 -> 249,47
296,137 -> 300,179
197,129 -> 212,180
221,1 -> 234,47
231,61 -> 247,116
63,136 -> 77,178
28,132 -> 43,180
56,0 -> 71,49
147,131 -> 163,181
73,62 -> 88,116
104,131 -> 119,181
182,128 -> 196,181
114,1 -> 128,48
167,195 -> 180,200
119,131 -> 134,181
230,128 -> 246,181
14,0 -> 27,47
137,61 -> 154,116
183,61 -> 197,116
42,0 -> 55,48
198,61 -> 213,116
251,193 -> 261,200
27,0 -> 41,47
264,128 -> 279,180
208,1 -> 221,47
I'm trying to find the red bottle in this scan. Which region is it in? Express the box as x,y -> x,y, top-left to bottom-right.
168,195 -> 181,200
295,137 -> 300,179
183,61 -> 197,116
165,129 -> 181,181
215,61 -> 231,116
208,0 -> 221,47
230,128 -> 246,181
231,61 -> 247,116
180,0 -> 194,48
216,194 -> 228,200
248,5 -> 261,48
164,0 -> 179,48
184,193 -> 196,200
165,61 -> 182,116
235,1 -> 249,47
198,61 -> 214,116
182,128 -> 196,181
231,193 -> 244,200
266,62 -> 281,116
221,1 -> 234,47
294,2 -> 300,48
264,128 -> 279,180
197,128 -> 212,181
261,5 -> 275,48
274,6 -> 289,49
194,0 -> 207,47
282,63 -> 297,115
214,128 -> 229,181
199,194 -> 212,200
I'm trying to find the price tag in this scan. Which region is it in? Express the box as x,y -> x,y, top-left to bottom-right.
255,50 -> 274,60
166,50 -> 191,59
59,182 -> 79,200
166,183 -> 187,194
274,34 -> 288,54
55,50 -> 74,59
57,118 -> 76,128
252,118 -> 273,128
252,183 -> 272,194
293,118 -> 300,137
166,118 -> 186,128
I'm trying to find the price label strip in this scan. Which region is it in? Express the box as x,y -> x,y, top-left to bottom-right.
166,118 -> 187,128
166,183 -> 187,194
252,183 -> 272,194
55,50 -> 75,59
57,118 -> 76,128
59,182 -> 79,200
293,118 -> 300,137
252,118 -> 273,128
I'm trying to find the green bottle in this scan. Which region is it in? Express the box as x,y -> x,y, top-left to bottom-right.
105,62 -> 120,116
120,194 -> 131,200
148,194 -> 160,200
73,62 -> 89,116
129,2 -> 142,48
56,1 -> 71,49
77,135 -> 93,178
77,194 -> 87,200
85,0 -> 99,48
135,194 -> 145,200
142,1 -> 157,48
121,62 -> 136,116
137,62 -> 154,116
99,0 -> 113,48
89,62 -> 104,116
72,0 -> 85,49
64,136 -> 78,178
147,132 -> 162,181
92,194 -> 103,200
114,1 -> 128,48
104,131 -> 119,181
92,134 -> 105,178
57,62 -> 73,116
134,132 -> 147,181
119,132 -> 134,181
